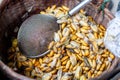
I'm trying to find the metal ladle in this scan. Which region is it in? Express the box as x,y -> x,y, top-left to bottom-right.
17,0 -> 91,58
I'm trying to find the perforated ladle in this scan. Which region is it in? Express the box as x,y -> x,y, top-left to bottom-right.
17,0 -> 91,58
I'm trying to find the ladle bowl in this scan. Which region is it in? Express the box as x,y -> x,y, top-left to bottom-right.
17,14 -> 58,58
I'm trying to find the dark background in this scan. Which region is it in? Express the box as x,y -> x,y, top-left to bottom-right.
0,71 -> 10,80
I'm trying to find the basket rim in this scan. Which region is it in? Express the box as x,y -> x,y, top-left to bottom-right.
0,0 -> 116,80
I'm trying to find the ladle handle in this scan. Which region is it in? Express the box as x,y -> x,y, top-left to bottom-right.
68,0 -> 92,16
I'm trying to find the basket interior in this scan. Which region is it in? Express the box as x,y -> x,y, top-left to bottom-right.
0,0 -> 116,80
0,0 -> 113,63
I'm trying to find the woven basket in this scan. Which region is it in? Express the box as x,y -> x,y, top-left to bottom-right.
0,0 -> 119,80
